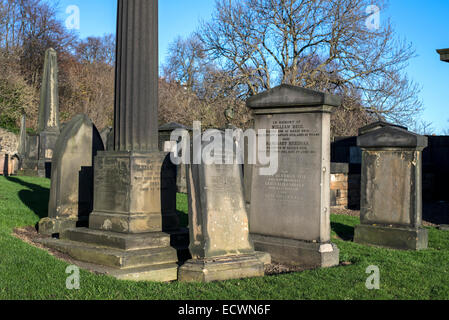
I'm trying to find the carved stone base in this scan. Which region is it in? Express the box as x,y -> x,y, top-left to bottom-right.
178,253 -> 266,283
251,233 -> 340,268
88,151 -> 178,234
38,217 -> 87,236
39,227 -> 185,282
354,224 -> 428,250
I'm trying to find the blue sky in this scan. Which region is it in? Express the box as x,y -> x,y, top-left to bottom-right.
55,0 -> 449,133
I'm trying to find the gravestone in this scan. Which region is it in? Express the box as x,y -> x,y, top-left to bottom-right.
38,114 -> 104,236
354,124 -> 429,250
159,122 -> 191,193
20,134 -> 39,175
21,49 -> 60,177
37,48 -> 61,178
178,132 -> 268,282
41,0 -> 182,282
100,126 -> 113,151
247,84 -> 340,268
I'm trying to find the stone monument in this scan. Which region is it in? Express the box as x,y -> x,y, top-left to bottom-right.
354,123 -> 429,250
178,132 -> 268,282
20,49 -> 60,177
247,84 -> 340,268
37,48 -> 61,178
38,114 -> 104,236
41,0 -> 182,282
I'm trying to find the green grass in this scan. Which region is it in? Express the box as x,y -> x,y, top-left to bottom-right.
0,176 -> 449,300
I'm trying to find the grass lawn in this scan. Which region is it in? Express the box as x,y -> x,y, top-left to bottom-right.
0,176 -> 448,300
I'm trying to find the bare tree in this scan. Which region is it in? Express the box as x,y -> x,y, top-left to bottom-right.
161,35 -> 253,129
199,0 -> 422,127
76,34 -> 115,66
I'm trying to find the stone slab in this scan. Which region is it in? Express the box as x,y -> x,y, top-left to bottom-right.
360,150 -> 422,227
41,238 -> 178,269
178,254 -> 265,283
354,224 -> 428,250
251,233 -> 340,268
250,112 -> 331,243
38,217 -> 87,236
61,228 -> 171,250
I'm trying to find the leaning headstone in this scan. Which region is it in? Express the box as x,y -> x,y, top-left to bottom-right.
247,84 -> 340,268
354,124 -> 429,250
38,114 -> 104,236
37,48 -> 61,178
178,132 -> 268,282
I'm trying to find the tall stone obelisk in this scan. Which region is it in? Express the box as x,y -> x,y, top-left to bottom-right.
41,0 -> 180,282
37,48 -> 60,178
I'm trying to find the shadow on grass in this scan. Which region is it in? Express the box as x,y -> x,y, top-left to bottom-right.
6,176 -> 49,220
331,222 -> 354,241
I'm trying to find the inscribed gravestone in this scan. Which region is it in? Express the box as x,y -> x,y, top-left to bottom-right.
247,84 -> 340,268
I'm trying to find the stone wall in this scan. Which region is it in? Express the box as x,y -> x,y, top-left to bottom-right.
330,163 -> 361,210
0,128 -> 18,155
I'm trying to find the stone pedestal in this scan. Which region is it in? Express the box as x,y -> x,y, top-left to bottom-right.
41,150 -> 184,281
354,123 -> 428,250
20,135 -> 40,176
246,85 -> 340,268
89,151 -> 179,233
178,133 -> 268,282
37,130 -> 59,178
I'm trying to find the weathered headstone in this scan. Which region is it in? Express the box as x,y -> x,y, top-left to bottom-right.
159,122 -> 192,193
178,133 -> 268,282
247,84 -> 340,268
37,48 -> 61,178
38,114 -> 104,236
41,0 -> 182,282
354,123 -> 429,250
20,134 -> 39,175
